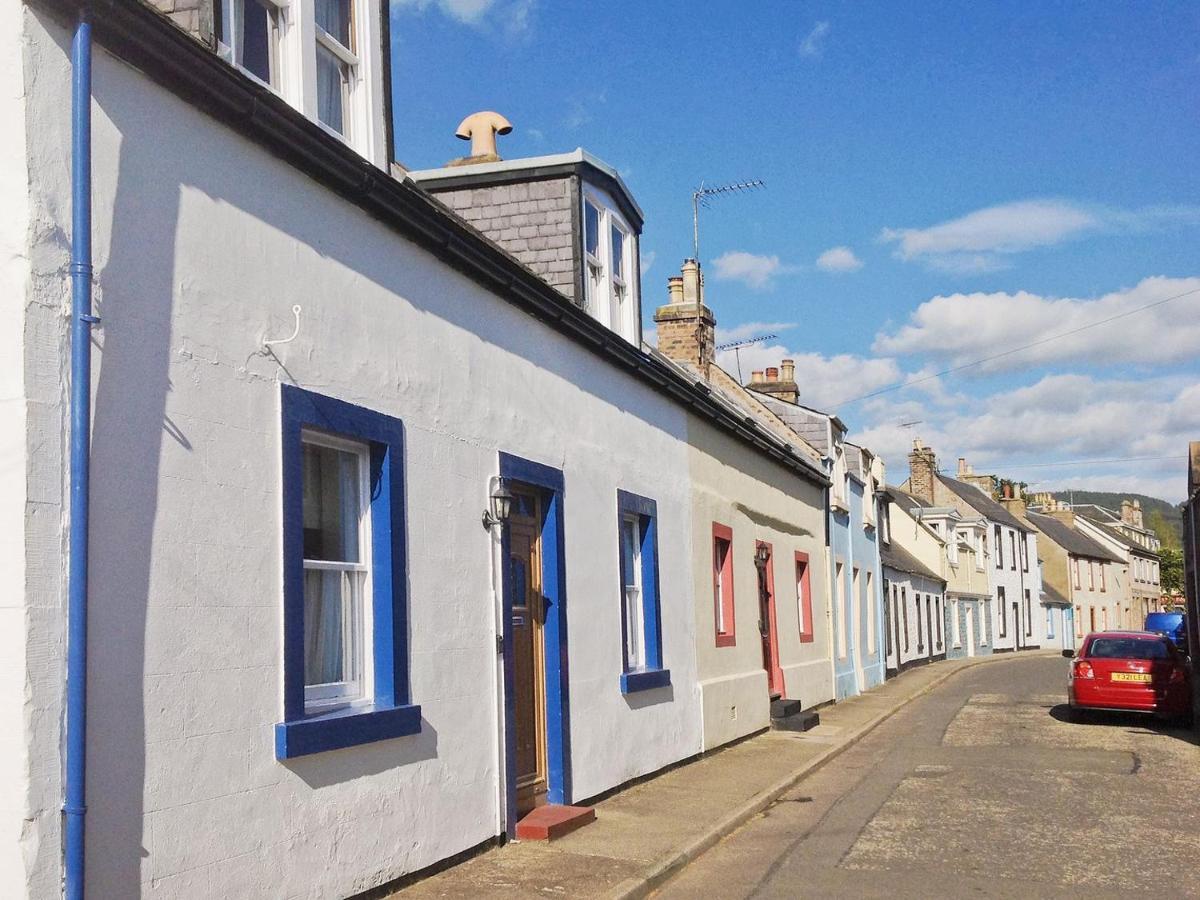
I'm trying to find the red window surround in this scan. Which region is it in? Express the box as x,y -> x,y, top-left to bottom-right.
796,551 -> 814,643
713,523 -> 736,647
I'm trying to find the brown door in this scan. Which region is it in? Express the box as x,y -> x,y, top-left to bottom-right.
509,492 -> 547,816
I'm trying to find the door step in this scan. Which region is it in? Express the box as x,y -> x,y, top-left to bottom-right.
515,804 -> 596,841
770,698 -> 820,732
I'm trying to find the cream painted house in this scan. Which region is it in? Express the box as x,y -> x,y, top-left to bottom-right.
651,262 -> 833,747
1024,506 -> 1128,636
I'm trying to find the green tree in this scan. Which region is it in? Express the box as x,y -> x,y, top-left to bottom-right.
1159,547 -> 1183,595
1146,508 -> 1182,551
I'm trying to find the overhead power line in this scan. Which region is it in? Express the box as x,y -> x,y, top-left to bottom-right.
971,454 -> 1183,471
832,285 -> 1200,408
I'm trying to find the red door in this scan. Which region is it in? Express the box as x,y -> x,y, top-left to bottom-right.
755,542 -> 785,698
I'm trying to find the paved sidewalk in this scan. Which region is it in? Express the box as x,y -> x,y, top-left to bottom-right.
393,652 -> 1058,899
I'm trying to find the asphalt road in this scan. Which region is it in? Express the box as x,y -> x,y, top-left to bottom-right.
657,654 -> 1200,899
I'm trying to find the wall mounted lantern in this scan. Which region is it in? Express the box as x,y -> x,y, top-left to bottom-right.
754,542 -> 771,568
482,477 -> 513,530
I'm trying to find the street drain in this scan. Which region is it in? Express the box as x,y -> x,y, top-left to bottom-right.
779,796 -> 814,803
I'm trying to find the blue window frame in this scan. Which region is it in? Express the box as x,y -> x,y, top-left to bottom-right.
275,384 -> 420,759
616,490 -> 670,694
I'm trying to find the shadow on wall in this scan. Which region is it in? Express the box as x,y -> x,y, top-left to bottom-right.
85,63 -> 181,894
623,684 -> 674,711
286,720 -> 440,789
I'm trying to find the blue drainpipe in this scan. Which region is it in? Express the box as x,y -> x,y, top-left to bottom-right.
65,11 -> 95,900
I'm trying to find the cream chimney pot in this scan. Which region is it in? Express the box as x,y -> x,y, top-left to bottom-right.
667,276 -> 684,305
455,111 -> 513,159
681,259 -> 701,305
751,370 -> 765,384
781,359 -> 795,382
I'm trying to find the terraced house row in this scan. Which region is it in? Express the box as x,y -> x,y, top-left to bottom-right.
0,2 -> 1164,897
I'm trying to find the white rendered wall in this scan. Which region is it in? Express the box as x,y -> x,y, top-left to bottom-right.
20,13 -> 702,896
687,423 -> 830,750
0,8 -> 32,896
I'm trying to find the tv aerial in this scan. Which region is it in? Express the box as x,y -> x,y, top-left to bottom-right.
691,180 -> 765,262
715,333 -> 777,383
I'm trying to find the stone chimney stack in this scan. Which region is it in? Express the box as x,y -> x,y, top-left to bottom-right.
1122,499 -> 1144,529
655,259 -> 716,374
908,440 -> 938,503
1000,483 -> 1028,522
746,358 -> 800,404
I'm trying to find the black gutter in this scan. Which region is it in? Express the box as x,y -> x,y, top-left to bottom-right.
33,0 -> 829,488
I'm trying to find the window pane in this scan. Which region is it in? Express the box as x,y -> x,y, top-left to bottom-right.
610,224 -> 625,280
302,440 -> 362,562
585,202 -> 600,257
316,44 -> 347,135
241,0 -> 272,83
622,516 -> 644,668
714,537 -> 730,633
316,0 -> 353,47
303,568 -> 363,689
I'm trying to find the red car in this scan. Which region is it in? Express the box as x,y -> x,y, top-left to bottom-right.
1068,631 -> 1191,722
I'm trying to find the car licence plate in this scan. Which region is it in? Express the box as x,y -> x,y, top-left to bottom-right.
1111,672 -> 1151,683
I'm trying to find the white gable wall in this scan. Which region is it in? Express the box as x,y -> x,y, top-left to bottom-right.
16,11 -> 703,897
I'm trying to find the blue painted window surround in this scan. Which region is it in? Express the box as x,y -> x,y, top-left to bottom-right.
276,384 -> 420,759
616,490 -> 670,694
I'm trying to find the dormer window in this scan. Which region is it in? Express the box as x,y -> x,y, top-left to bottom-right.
216,0 -> 387,167
315,0 -> 357,137
216,0 -> 284,88
582,189 -> 638,342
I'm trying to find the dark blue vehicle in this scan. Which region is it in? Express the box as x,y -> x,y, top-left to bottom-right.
1144,611 -> 1187,653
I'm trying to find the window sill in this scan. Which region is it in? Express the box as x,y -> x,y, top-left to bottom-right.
715,633 -> 736,648
275,702 -> 422,759
620,667 -> 671,695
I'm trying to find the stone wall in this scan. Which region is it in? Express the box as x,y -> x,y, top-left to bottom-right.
145,0 -> 215,45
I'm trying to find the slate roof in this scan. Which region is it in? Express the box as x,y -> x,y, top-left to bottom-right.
881,542 -> 945,584
1041,580 -> 1070,606
1075,512 -> 1160,558
938,476 -> 1032,532
885,485 -> 931,515
1025,511 -> 1124,563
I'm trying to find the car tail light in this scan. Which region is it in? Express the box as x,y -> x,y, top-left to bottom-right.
1073,660 -> 1095,680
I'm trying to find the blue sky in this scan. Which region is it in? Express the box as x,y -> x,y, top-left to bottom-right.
390,0 -> 1200,501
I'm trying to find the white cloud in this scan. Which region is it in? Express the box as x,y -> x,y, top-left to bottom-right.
711,251 -> 795,290
639,250 -> 657,277
880,199 -> 1200,271
799,21 -> 830,58
872,275 -> 1200,370
715,340 -> 901,411
815,246 -> 863,273
854,374 -> 1197,502
392,0 -> 534,33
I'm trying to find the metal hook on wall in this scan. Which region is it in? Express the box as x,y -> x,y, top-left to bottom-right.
262,305 -> 302,353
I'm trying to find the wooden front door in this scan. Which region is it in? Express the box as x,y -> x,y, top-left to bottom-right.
755,547 -> 782,697
509,491 -> 547,816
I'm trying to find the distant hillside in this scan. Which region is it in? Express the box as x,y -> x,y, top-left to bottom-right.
1049,490 -> 1182,549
